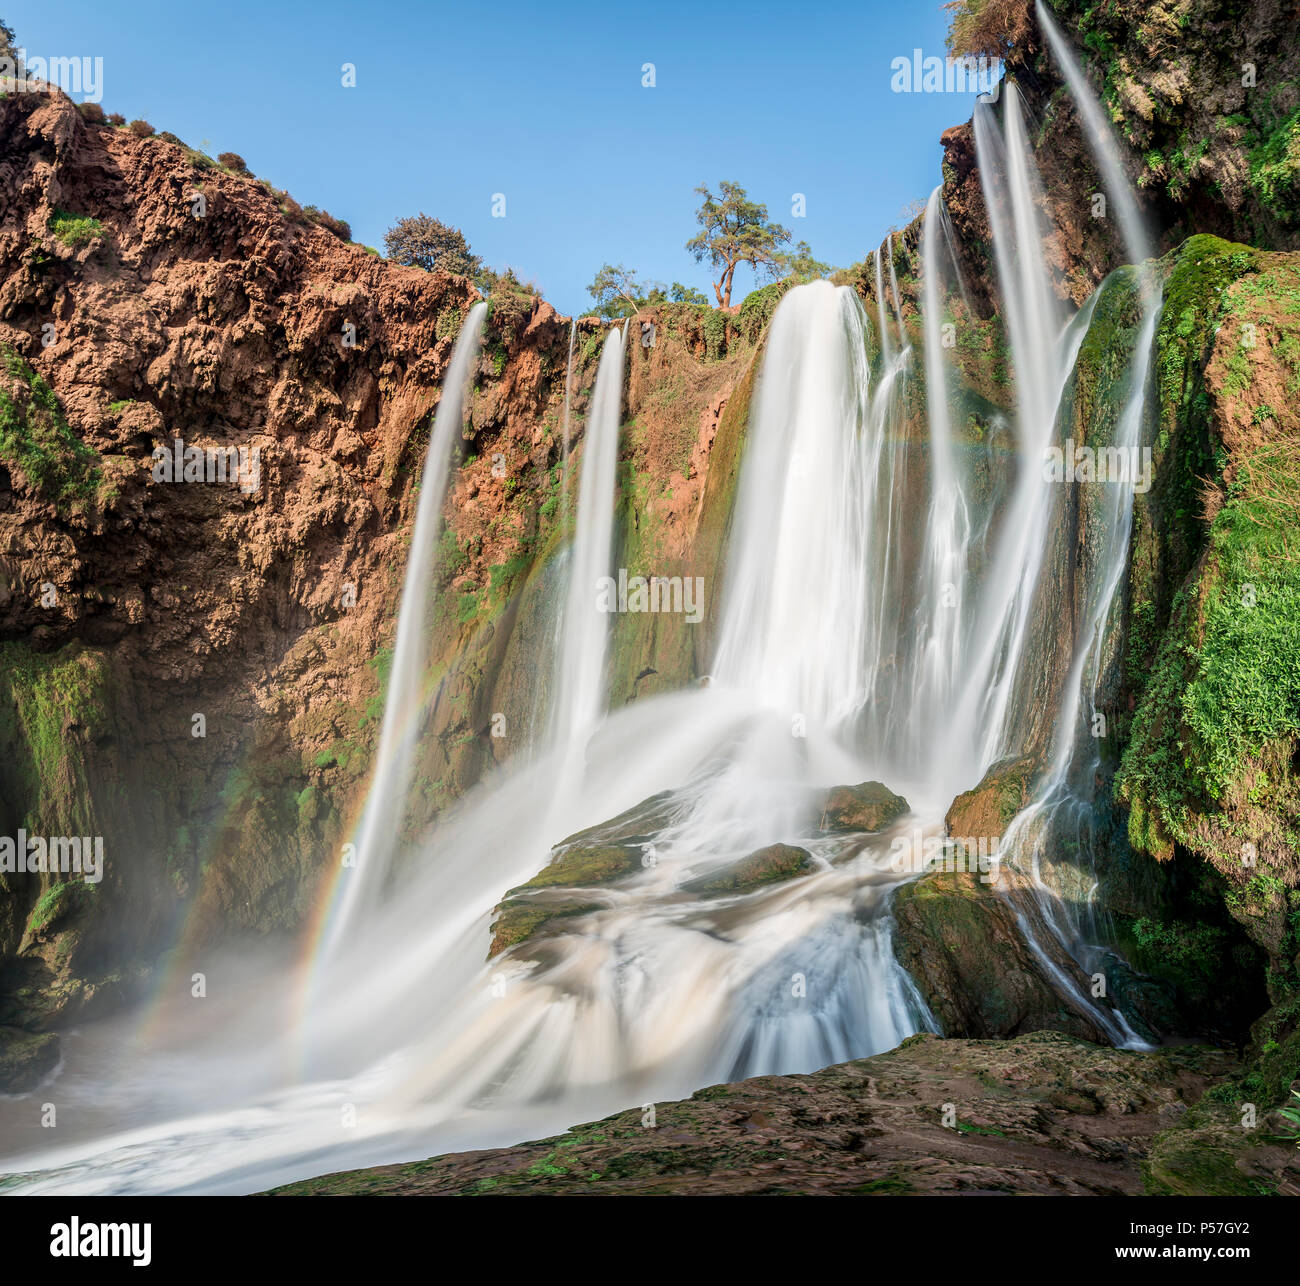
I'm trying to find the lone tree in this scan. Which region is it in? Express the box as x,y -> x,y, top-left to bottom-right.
0,19 -> 23,76
686,181 -> 791,308
384,214 -> 481,278
586,263 -> 644,318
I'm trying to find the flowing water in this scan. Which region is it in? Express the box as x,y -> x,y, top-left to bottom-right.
324,300 -> 487,951
0,47 -> 1173,1192
549,325 -> 626,754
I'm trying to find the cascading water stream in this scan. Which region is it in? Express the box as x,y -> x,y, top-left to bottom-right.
951,84 -> 1077,773
549,324 -> 626,755
323,301 -> 486,950
1036,0 -> 1153,275
982,14 -> 1161,1043
559,317 -> 577,521
911,186 -> 973,780
873,247 -> 895,366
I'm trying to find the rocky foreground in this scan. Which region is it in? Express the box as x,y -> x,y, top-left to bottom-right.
265,1032 -> 1300,1196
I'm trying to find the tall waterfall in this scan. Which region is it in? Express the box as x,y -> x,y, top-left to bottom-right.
325,300 -> 486,948
549,324 -> 626,752
559,317 -> 577,521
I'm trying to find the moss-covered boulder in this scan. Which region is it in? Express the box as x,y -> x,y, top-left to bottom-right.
819,781 -> 909,833
485,800 -> 673,959
682,844 -> 813,895
488,898 -> 604,959
891,869 -> 1107,1041
0,1025 -> 60,1094
944,756 -> 1038,842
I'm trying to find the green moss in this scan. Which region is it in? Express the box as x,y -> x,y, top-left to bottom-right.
0,348 -> 103,505
1249,106 -> 1300,226
736,281 -> 790,341
48,208 -> 104,248
1180,447 -> 1300,800
0,642 -> 112,837
23,880 -> 92,939
513,844 -> 640,893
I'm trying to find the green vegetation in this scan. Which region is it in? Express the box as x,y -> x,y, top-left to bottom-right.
0,348 -> 103,505
1249,107 -> 1300,227
1180,446 -> 1300,800
48,209 -> 104,249
0,641 -> 112,839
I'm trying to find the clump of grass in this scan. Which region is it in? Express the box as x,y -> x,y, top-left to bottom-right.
49,208 -> 104,249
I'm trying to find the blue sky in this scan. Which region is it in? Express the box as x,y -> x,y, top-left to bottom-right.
12,0 -> 992,317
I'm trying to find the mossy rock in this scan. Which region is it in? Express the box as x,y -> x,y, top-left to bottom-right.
819,781 -> 909,833
0,1026 -> 60,1094
682,843 -> 813,895
488,899 -> 602,959
553,791 -> 677,849
944,756 -> 1038,841
488,830 -> 647,959
508,844 -> 640,895
891,869 -> 1106,1042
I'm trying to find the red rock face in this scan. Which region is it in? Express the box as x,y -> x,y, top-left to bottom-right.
0,89 -> 765,1031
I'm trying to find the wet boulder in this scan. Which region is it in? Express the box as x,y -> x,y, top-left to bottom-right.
682,843 -> 813,895
891,868 -> 1108,1042
819,781 -> 909,833
944,756 -> 1039,842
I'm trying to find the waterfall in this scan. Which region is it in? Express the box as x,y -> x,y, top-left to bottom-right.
1,38 -> 1182,1194
872,246 -> 896,365
325,300 -> 486,948
951,85 -> 1081,773
912,186 -> 972,778
983,9 -> 1161,1043
559,318 -> 576,522
549,324 -> 626,752
1036,0 -> 1153,272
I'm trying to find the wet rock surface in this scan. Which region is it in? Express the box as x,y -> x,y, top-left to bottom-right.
265,1031 -> 1300,1195
819,781 -> 909,834
891,869 -> 1109,1042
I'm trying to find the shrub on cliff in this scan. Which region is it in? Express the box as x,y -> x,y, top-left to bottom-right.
127,119 -> 155,138
384,214 -> 481,277
302,206 -> 351,240
218,151 -> 249,174
77,102 -> 106,125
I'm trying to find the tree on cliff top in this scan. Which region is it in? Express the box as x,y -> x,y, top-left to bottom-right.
587,263 -> 645,318
384,214 -> 481,278
942,0 -> 1034,62
686,182 -> 791,308
0,19 -> 23,75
